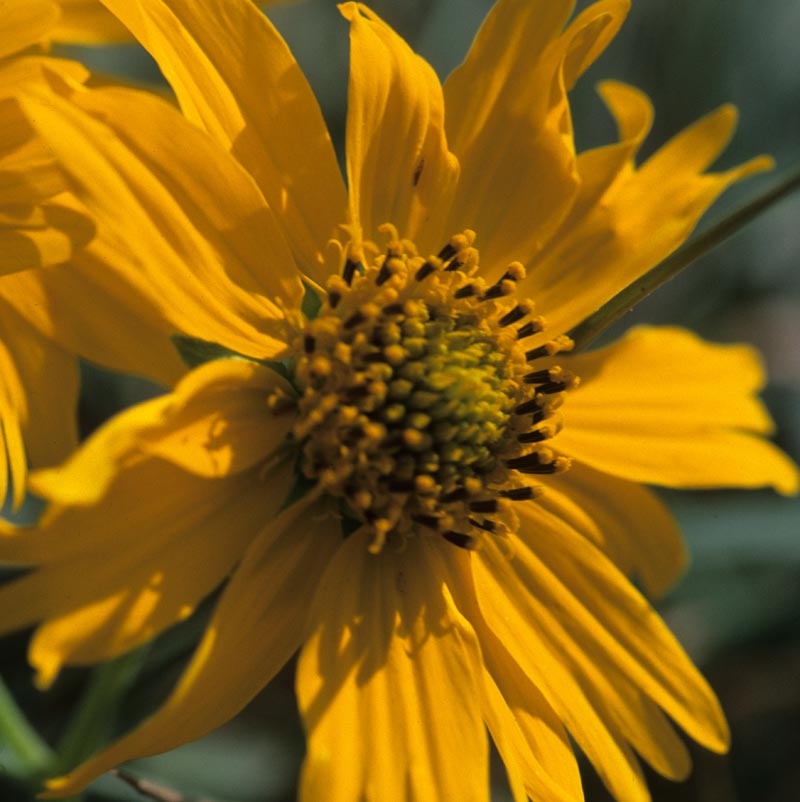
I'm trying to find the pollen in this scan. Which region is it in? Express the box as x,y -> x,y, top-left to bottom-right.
287,228 -> 578,552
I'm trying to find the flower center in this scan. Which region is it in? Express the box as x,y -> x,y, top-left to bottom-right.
288,226 -> 578,553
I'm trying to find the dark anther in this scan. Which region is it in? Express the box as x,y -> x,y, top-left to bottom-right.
342,258 -> 359,285
328,290 -> 341,309
441,487 -> 469,503
499,486 -> 536,501
443,531 -> 474,549
524,345 -> 550,361
383,302 -> 404,316
344,310 -> 367,329
454,284 -> 477,299
537,381 -> 567,395
303,335 -> 316,354
469,498 -> 499,513
468,517 -> 497,532
481,283 -> 505,300
517,320 -> 543,339
505,454 -> 559,474
513,398 -> 541,416
518,429 -> 548,443
388,479 -> 416,492
376,261 -> 393,285
444,258 -> 463,272
437,242 -> 457,261
523,369 -> 552,385
413,514 -> 442,530
415,261 -> 437,281
498,305 -> 527,327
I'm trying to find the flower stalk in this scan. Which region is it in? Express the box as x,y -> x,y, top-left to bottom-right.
53,646 -> 150,779
0,674 -> 54,780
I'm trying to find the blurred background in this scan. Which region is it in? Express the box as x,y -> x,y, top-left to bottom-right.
1,1 -> 798,800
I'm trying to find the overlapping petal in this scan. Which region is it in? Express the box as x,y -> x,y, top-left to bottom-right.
19,82 -> 303,364
558,327 -> 800,493
298,530 -> 488,802
44,493 -> 333,797
23,359 -> 292,511
443,0 -> 629,277
541,462 -> 687,598
51,0 -> 137,43
0,359 -> 295,686
0,0 -> 59,58
525,89 -> 772,336
1,54 -> 94,273
480,667 -> 581,802
470,502 -> 728,802
0,295 -> 78,508
340,2 -> 459,254
97,0 -> 347,284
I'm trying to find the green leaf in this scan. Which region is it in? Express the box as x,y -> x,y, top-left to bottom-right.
279,464 -> 318,512
338,501 -> 363,539
301,282 -> 322,320
569,163 -> 800,351
261,358 -> 294,383
171,334 -> 249,369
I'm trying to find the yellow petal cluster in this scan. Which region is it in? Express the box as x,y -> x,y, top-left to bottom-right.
0,0 -> 103,505
0,2 -> 796,802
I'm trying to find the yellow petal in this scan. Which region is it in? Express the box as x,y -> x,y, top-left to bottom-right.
528,98 -> 772,336
474,509 -> 728,800
542,462 -> 687,598
43,493 -> 334,797
449,540 -> 647,802
0,354 -> 24,509
0,199 -> 95,274
481,660 -> 582,802
0,109 -> 65,206
0,295 -> 78,507
443,1 -> 626,277
339,2 -> 459,252
29,359 -> 293,511
558,326 -> 800,494
0,251 -> 186,390
498,502 -> 730,750
0,0 -> 59,58
443,546 -> 585,802
99,0 -> 347,285
480,667 -> 575,802
141,359 -> 295,477
0,55 -> 89,100
531,81 -> 652,269
298,529 -> 488,802
0,455 -> 293,689
51,0 -> 134,43
20,83 -> 300,360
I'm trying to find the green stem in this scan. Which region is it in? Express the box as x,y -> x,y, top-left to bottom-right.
0,674 -> 54,778
569,163 -> 800,351
53,646 -> 149,777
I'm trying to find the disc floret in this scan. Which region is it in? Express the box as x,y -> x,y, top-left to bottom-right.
289,227 -> 578,552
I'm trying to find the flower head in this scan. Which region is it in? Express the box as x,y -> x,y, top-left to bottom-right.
2,1 -> 798,801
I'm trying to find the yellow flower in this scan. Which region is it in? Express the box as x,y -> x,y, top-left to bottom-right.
3,1 -> 798,801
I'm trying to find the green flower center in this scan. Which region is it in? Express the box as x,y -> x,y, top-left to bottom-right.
288,227 -> 578,552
